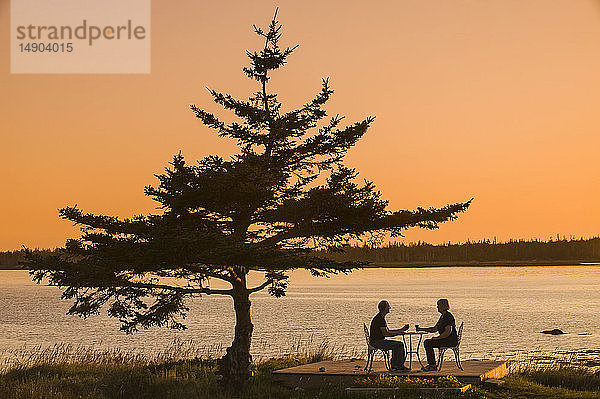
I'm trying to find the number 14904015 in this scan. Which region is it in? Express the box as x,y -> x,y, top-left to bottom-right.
19,42 -> 73,53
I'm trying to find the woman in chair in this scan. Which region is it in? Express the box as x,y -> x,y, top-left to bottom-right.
416,298 -> 458,371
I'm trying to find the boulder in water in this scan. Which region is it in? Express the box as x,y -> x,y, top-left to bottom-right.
541,329 -> 565,335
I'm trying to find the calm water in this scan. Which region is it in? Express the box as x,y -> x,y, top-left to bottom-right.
1,267 -> 599,361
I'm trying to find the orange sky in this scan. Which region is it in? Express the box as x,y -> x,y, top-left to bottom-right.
1,0 -> 599,251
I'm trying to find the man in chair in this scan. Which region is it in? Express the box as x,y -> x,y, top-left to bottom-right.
369,300 -> 409,371
416,298 -> 458,371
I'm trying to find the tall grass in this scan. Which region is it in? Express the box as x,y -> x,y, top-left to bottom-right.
5,341 -> 600,399
251,333 -> 364,362
524,367 -> 600,392
510,353 -> 600,393
0,340 -> 364,399
0,340 -> 226,372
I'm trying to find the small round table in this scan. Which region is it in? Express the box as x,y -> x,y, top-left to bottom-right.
401,331 -> 428,370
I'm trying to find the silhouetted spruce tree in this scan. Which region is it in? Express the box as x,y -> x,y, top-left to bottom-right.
25,11 -> 471,390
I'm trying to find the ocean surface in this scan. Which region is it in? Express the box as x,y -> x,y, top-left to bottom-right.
1,266 -> 599,363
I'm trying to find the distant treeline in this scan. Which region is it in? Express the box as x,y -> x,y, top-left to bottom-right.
2,237 -> 600,268
318,237 -> 600,264
0,249 -> 53,269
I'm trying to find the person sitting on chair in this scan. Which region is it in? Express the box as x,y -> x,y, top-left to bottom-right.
416,298 -> 458,371
369,300 -> 410,371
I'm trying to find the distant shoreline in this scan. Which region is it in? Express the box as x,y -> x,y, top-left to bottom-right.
364,260 -> 600,268
0,266 -> 26,270
2,260 -> 599,271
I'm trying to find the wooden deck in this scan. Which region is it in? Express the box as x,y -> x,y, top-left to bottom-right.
273,359 -> 508,388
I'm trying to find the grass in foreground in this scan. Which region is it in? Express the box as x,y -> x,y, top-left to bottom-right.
2,345 -> 600,399
480,364 -> 600,399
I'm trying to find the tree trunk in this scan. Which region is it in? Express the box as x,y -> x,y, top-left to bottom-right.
218,277 -> 253,391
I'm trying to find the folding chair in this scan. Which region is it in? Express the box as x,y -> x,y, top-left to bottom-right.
437,321 -> 464,371
363,323 -> 391,372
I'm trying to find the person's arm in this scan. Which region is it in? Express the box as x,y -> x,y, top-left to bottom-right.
380,324 -> 409,337
431,325 -> 452,340
416,325 -> 437,333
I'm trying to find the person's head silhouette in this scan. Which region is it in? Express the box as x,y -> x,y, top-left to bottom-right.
378,300 -> 390,315
436,298 -> 450,313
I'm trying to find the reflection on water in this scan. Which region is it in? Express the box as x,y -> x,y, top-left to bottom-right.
1,267 -> 599,361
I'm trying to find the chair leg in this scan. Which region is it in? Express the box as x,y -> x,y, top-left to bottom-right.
383,350 -> 391,370
453,348 -> 463,370
365,351 -> 373,372
437,348 -> 447,370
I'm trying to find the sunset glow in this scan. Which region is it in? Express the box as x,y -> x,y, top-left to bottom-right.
1,0 -> 599,250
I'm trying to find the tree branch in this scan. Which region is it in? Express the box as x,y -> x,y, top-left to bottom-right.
120,281 -> 232,296
248,280 -> 272,293
186,264 -> 237,283
258,229 -> 298,247
257,199 -> 472,246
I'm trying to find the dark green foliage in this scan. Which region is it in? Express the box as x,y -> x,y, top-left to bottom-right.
0,355 -> 487,399
0,359 -> 219,399
321,236 -> 600,264
486,374 -> 600,399
13,356 -> 600,399
0,249 -> 52,269
524,367 -> 600,392
3,236 -> 598,269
